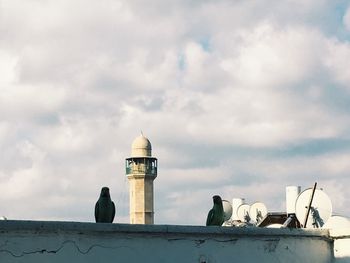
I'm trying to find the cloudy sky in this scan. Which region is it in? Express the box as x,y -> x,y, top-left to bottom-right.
1,0 -> 350,225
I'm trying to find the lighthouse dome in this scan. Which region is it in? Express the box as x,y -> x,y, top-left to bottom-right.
131,134 -> 152,157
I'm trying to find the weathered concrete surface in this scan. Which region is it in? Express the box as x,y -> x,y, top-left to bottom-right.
330,228 -> 350,263
0,220 -> 333,263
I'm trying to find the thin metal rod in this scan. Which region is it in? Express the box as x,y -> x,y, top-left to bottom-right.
303,182 -> 317,228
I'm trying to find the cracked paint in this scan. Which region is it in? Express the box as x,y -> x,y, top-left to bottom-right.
0,240 -> 135,258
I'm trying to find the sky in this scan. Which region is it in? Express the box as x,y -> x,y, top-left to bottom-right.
1,0 -> 350,225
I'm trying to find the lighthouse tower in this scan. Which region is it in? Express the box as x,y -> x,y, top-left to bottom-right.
125,134 -> 158,224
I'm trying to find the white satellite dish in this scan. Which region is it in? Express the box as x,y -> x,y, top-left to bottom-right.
237,204 -> 251,223
222,200 -> 233,221
322,215 -> 350,229
249,202 -> 267,224
295,188 -> 332,228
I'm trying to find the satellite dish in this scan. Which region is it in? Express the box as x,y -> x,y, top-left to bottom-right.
237,204 -> 251,223
249,202 -> 267,224
295,188 -> 332,228
222,200 -> 233,221
322,215 -> 350,229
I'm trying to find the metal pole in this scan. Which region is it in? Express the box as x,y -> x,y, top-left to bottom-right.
303,182 -> 317,228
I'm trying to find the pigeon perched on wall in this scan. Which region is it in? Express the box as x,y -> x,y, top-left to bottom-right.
206,195 -> 225,226
95,187 -> 116,223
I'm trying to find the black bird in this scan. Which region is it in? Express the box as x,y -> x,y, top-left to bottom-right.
206,195 -> 225,226
95,187 -> 116,223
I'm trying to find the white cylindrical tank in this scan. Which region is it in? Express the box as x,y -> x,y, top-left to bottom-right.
286,186 -> 301,214
231,198 -> 245,220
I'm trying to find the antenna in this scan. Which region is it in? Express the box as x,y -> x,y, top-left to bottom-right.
303,182 -> 317,227
295,186 -> 332,228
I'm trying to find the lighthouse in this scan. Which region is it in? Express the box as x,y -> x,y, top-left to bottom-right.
125,134 -> 158,224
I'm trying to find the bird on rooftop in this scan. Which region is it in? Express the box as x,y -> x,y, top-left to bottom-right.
206,195 -> 225,226
95,187 -> 116,223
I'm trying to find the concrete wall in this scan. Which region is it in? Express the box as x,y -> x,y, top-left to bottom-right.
0,220 -> 333,263
330,228 -> 350,263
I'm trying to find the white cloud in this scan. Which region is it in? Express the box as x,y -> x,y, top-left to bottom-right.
0,84 -> 66,121
0,0 -> 350,225
219,24 -> 326,88
0,51 -> 18,85
344,6 -> 350,31
324,40 -> 350,89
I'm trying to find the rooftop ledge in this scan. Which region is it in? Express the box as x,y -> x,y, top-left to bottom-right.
0,220 -> 331,240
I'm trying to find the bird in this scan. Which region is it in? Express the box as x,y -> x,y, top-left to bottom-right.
95,187 -> 116,223
206,195 -> 225,226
